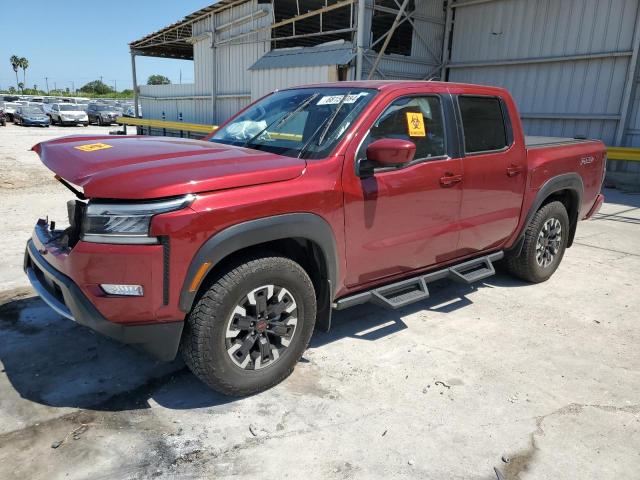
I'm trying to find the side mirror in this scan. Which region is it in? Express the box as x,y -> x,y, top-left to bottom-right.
366,138 -> 416,167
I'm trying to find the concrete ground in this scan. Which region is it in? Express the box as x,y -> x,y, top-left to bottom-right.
0,123 -> 639,479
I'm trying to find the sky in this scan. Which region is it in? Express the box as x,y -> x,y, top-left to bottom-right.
0,0 -> 215,92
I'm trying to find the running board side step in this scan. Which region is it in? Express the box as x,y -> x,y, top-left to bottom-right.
333,252 -> 503,310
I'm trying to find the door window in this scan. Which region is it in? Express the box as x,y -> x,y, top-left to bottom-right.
359,96 -> 446,161
458,96 -> 508,153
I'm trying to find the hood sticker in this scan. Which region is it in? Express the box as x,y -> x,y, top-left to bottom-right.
74,143 -> 113,152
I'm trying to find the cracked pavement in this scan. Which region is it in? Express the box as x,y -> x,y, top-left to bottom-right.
1,124 -> 639,479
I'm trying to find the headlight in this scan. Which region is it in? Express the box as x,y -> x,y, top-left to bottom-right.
81,194 -> 194,244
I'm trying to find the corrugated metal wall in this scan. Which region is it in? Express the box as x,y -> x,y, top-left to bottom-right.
251,65 -> 338,100
192,0 -> 272,124
139,84 -> 215,124
446,0 -> 640,146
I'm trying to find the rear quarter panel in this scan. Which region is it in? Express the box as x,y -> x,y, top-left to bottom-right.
525,140 -> 605,220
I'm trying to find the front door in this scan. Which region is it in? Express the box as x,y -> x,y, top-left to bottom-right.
342,93 -> 464,287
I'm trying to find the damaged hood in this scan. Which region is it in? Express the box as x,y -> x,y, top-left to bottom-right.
32,135 -> 306,199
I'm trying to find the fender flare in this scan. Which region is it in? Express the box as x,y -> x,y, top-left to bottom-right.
510,173 -> 584,255
178,213 -> 339,314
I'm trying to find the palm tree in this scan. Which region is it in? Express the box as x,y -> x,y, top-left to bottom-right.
10,55 -> 20,88
19,57 -> 29,87
17,82 -> 24,93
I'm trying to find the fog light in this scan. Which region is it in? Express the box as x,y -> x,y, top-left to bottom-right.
101,284 -> 144,296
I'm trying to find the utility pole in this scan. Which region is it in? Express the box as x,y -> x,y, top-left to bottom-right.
54,81 -> 57,91
100,75 -> 103,84
113,79 -> 117,92
45,77 -> 49,94
71,81 -> 75,93
179,69 -> 182,84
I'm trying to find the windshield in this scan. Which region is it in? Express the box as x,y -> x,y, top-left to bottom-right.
210,87 -> 377,159
94,105 -> 114,111
59,104 -> 79,111
23,107 -> 43,115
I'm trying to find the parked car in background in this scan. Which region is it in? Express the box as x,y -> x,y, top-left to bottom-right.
14,106 -> 50,127
87,103 -> 120,125
122,104 -> 142,117
0,101 -> 18,121
0,107 -> 6,126
49,103 -> 89,126
42,97 -> 64,115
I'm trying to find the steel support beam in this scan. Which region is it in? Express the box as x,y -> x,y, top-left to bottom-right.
130,52 -> 139,118
367,0 -> 410,80
355,0 -> 366,80
520,113 -> 621,121
615,3 -> 640,146
440,0 -> 454,80
446,50 -> 633,69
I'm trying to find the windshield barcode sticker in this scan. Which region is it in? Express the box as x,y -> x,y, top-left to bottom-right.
317,93 -> 368,105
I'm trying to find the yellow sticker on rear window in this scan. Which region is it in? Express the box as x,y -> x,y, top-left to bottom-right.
74,143 -> 113,152
406,112 -> 426,137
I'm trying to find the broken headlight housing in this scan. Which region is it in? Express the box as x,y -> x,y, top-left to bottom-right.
81,194 -> 194,244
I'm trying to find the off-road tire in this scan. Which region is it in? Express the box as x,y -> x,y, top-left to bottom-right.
181,254 -> 317,396
506,201 -> 569,283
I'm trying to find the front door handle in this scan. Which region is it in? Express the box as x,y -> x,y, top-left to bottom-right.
507,164 -> 523,177
439,173 -> 463,187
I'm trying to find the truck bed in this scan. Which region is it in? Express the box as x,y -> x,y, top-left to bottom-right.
524,135 -> 593,149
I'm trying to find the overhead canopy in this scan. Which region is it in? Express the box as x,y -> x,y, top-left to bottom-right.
129,0 -> 237,59
250,41 -> 355,70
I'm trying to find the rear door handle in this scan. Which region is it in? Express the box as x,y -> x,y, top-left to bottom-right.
507,165 -> 523,177
439,173 -> 463,187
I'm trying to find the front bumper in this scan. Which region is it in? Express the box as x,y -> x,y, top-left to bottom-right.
60,118 -> 88,125
22,119 -> 49,126
24,239 -> 183,361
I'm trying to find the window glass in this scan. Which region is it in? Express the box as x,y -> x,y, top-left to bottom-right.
359,96 -> 446,161
211,87 -> 376,159
458,96 -> 507,153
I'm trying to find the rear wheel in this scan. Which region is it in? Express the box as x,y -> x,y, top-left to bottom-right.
182,255 -> 317,396
506,201 -> 569,283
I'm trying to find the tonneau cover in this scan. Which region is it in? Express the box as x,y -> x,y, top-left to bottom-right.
525,136 -> 593,148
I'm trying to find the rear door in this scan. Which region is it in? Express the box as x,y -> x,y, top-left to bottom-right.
342,91 -> 464,287
454,94 -> 526,255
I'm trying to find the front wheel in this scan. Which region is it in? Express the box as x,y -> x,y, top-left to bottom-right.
506,201 -> 569,283
181,255 -> 317,396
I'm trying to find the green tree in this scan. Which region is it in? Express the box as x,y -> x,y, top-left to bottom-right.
17,82 -> 24,93
10,55 -> 20,88
147,74 -> 171,85
79,80 -> 113,95
19,57 -> 29,86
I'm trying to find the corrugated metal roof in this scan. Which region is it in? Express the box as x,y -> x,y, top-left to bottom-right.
249,41 -> 355,70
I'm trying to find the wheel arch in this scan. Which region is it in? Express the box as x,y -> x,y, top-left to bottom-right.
510,173 -> 583,256
178,213 -> 338,330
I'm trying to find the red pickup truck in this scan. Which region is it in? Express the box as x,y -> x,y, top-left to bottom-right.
25,81 -> 606,395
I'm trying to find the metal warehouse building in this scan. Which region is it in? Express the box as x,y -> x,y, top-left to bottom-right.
129,0 -> 640,149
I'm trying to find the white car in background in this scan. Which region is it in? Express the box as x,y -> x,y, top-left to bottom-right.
49,103 -> 89,126
42,97 -> 64,115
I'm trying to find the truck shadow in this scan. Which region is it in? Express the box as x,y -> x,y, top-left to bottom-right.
0,272 -> 527,413
311,272 -> 527,348
0,294 -> 232,412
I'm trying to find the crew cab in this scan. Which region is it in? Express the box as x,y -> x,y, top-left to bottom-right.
24,81 -> 605,395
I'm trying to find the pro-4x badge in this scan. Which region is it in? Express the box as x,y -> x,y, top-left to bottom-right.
74,143 -> 113,152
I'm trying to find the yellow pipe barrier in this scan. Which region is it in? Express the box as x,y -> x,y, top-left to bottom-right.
116,117 -> 217,133
607,147 -> 640,162
117,117 -> 640,160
